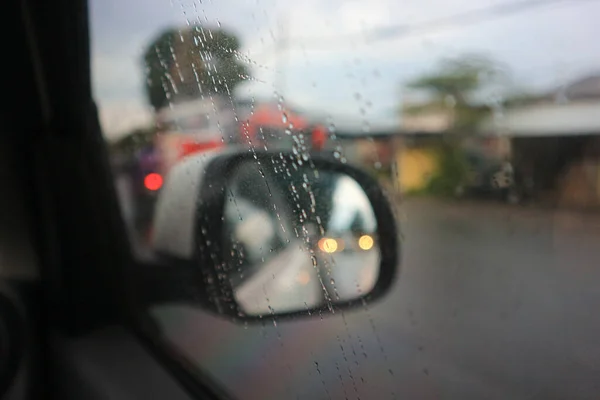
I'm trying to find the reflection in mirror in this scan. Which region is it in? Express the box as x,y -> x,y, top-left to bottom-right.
223,160 -> 380,316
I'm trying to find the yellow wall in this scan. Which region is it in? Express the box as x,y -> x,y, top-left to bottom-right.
396,147 -> 439,193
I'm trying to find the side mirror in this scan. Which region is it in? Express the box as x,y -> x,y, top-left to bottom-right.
151,150 -> 399,320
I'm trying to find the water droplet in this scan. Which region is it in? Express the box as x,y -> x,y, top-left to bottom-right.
282,112 -> 288,123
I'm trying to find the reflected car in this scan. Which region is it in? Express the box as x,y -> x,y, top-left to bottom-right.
317,233 -> 377,254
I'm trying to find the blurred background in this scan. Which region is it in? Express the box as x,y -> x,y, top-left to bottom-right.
97,0 -> 600,248
93,0 -> 600,398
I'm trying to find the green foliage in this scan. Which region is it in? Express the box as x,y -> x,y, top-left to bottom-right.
424,144 -> 469,197
143,26 -> 249,110
402,99 -> 446,115
405,53 -> 506,133
407,54 -> 502,103
502,92 -> 547,108
454,104 -> 490,132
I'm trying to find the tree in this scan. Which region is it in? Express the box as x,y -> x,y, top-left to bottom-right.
403,54 -> 508,196
143,26 -> 250,110
405,53 -> 506,132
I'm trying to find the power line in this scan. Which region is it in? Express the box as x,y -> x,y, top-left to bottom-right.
350,0 -> 590,43
253,0 -> 595,59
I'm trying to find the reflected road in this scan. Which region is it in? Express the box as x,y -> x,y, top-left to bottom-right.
151,198 -> 600,400
235,241 -> 380,315
234,242 -> 323,316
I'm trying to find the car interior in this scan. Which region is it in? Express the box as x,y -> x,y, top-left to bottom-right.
3,1 -> 399,399
3,0 -> 234,398
7,0 -> 599,399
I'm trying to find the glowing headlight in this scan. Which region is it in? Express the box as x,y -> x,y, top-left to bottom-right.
358,235 -> 374,250
318,238 -> 338,253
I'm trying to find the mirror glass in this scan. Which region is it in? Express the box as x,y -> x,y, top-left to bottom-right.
222,159 -> 380,316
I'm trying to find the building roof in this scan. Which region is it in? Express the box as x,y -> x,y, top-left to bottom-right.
562,74 -> 600,101
482,100 -> 600,137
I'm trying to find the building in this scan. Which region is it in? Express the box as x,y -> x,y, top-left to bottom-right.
394,74 -> 600,207
480,75 -> 600,208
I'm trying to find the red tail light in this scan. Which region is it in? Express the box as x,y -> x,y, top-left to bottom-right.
144,173 -> 163,191
179,140 -> 224,159
312,126 -> 327,151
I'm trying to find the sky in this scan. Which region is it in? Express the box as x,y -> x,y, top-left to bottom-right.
90,0 -> 600,140
330,175 -> 377,233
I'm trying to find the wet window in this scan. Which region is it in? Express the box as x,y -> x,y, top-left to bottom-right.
93,0 -> 600,398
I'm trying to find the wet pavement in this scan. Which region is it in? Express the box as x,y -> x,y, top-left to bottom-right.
151,198 -> 600,400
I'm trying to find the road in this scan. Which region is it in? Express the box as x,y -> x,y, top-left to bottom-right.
149,198 -> 600,399
234,242 -> 324,316
234,242 -> 380,316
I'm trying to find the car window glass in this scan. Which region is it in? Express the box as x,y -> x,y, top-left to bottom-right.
92,0 -> 600,398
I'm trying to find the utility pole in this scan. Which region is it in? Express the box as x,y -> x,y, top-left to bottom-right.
274,12 -> 289,99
